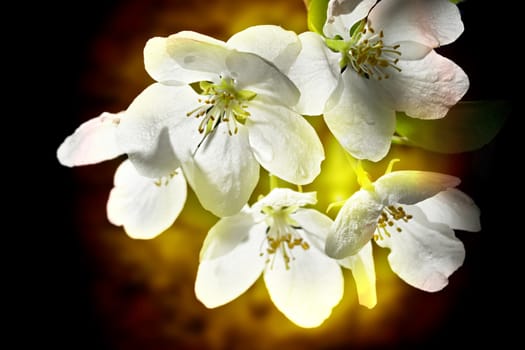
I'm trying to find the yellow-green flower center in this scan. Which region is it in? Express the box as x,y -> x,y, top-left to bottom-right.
187,76 -> 256,139
374,205 -> 413,241
327,20 -> 402,80
260,206 -> 310,270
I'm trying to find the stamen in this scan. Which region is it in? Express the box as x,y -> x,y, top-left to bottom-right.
344,20 -> 402,80
153,169 -> 179,187
259,206 -> 310,270
376,204 -> 412,237
186,76 -> 256,152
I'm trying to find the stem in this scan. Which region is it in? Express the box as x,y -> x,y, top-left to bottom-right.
269,173 -> 279,190
345,153 -> 373,189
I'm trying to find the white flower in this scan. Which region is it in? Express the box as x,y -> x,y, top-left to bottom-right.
194,188 -> 343,328
57,112 -> 187,239
117,29 -> 325,217
243,0 -> 469,162
327,169 -> 481,299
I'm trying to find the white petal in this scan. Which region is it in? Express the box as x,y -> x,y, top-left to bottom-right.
116,83 -> 196,178
166,105 -> 205,164
247,101 -> 324,185
264,244 -> 343,328
57,112 -> 123,167
375,205 -> 465,292
326,189 -> 383,259
225,51 -> 299,107
254,188 -> 317,211
143,37 -> 184,85
181,123 -> 260,217
106,160 -> 187,239
198,209 -> 259,260
150,34 -> 299,106
338,241 -> 377,308
286,32 -> 340,115
291,208 -> 334,252
368,0 -> 464,48
170,30 -> 226,46
324,0 -> 378,39
381,50 -> 469,119
324,70 -> 396,162
291,208 -> 333,239
144,34 -> 222,84
195,218 -> 266,308
374,170 -> 460,206
416,188 -> 481,232
393,41 -> 431,61
162,33 -> 229,83
226,25 -> 302,72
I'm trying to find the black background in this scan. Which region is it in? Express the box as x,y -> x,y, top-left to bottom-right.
14,0 -> 517,348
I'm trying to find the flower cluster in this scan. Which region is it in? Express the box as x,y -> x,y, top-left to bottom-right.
57,0 -> 482,328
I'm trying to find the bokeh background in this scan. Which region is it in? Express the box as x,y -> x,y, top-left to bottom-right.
30,0 -> 517,349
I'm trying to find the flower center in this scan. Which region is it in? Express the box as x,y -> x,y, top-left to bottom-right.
187,76 -> 256,139
374,205 -> 413,241
260,206 -> 310,270
327,20 -> 402,80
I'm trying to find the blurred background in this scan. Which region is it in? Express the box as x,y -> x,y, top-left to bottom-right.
27,0 -> 517,349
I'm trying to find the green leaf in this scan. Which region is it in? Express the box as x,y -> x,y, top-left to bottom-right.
395,100 -> 510,154
307,0 -> 329,34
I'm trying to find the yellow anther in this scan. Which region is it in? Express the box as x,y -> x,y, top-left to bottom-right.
153,170 -> 178,187
261,205 -> 310,270
376,204 -> 412,238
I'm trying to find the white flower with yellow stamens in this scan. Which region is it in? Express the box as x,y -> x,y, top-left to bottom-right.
117,29 -> 325,217
231,0 -> 468,162
326,161 -> 481,299
57,112 -> 187,239
194,188 -> 343,328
